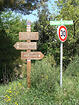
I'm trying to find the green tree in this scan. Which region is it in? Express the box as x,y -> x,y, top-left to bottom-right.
33,3 -> 60,65
54,0 -> 79,67
0,0 -> 48,14
0,11 -> 26,83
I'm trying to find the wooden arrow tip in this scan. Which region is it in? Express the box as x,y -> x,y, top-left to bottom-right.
40,52 -> 44,59
42,53 -> 44,59
13,43 -> 18,49
13,43 -> 16,48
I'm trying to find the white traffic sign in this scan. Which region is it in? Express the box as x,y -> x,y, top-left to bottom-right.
57,25 -> 67,42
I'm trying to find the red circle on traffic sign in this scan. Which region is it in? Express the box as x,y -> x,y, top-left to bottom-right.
58,25 -> 67,42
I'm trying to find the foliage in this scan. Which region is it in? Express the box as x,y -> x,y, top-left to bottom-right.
65,55 -> 79,77
33,3 -> 61,65
0,57 -> 59,105
31,56 -> 58,91
33,0 -> 79,67
55,0 -> 79,67
53,55 -> 79,105
0,10 -> 26,83
0,56 -> 79,104
0,0 -> 48,14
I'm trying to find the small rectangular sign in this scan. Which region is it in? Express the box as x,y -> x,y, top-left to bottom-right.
50,20 -> 73,25
14,42 -> 37,50
21,51 -> 44,60
19,32 -> 39,40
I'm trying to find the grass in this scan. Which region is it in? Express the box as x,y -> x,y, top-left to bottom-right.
0,55 -> 79,105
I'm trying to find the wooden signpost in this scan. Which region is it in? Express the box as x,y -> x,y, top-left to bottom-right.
14,21 -> 44,88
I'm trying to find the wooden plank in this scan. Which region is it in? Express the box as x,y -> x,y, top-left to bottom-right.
19,32 -> 39,40
21,51 -> 44,60
14,42 -> 37,50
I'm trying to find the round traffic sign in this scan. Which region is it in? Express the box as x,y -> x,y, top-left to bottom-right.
58,25 -> 67,42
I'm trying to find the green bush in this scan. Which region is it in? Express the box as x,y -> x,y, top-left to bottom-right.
65,55 -> 79,77
53,55 -> 79,105
31,56 -> 59,92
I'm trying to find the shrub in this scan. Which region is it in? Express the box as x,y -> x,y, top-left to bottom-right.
31,56 -> 59,92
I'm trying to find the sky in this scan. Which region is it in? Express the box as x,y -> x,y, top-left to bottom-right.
22,0 -> 58,22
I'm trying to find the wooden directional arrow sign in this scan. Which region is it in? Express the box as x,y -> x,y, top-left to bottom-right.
14,42 -> 37,50
21,51 -> 44,60
19,32 -> 39,40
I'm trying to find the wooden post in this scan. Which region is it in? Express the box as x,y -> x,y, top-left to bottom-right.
27,21 -> 31,88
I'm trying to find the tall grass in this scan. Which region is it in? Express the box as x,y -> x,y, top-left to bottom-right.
0,55 -> 79,105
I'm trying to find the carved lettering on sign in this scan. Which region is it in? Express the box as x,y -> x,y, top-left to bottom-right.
21,52 -> 44,60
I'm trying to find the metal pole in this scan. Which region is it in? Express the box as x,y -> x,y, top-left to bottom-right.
60,42 -> 63,88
